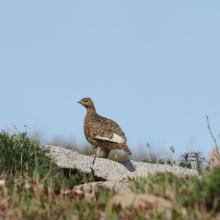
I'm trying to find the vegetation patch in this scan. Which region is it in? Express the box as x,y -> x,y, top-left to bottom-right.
0,130 -> 220,219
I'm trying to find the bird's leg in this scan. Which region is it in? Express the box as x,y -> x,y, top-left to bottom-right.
96,147 -> 111,158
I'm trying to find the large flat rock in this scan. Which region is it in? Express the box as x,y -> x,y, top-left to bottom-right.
47,145 -> 198,181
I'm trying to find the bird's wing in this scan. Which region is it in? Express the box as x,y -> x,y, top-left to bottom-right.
91,115 -> 127,144
95,133 -> 125,143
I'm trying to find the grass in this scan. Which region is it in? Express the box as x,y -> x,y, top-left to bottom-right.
0,129 -> 220,219
0,131 -> 55,175
128,168 -> 220,219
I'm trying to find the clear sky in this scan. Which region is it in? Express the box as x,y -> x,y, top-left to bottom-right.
0,1 -> 219,160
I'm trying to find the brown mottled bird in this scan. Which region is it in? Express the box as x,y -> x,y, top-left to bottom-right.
78,97 -> 132,158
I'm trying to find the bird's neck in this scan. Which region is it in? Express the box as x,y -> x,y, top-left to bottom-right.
86,105 -> 97,116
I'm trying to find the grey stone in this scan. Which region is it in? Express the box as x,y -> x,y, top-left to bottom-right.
47,145 -> 198,181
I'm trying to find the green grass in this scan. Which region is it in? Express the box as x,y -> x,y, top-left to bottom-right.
0,130 -> 219,219
128,168 -> 220,219
0,131 -> 55,175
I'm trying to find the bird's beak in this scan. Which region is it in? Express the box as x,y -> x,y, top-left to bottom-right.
77,100 -> 81,104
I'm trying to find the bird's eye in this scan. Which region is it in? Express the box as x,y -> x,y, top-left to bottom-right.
85,100 -> 88,102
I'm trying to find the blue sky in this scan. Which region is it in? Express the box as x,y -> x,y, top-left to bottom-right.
0,1 -> 219,160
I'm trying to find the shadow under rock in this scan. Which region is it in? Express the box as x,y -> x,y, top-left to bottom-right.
62,168 -> 107,182
116,160 -> 135,172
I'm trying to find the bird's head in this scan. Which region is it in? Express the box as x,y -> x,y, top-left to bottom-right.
77,97 -> 94,108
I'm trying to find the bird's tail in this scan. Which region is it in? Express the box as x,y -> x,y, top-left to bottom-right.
121,144 -> 132,155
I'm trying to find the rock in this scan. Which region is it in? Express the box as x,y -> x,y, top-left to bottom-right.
108,191 -> 187,218
74,180 -> 131,192
209,147 -> 220,169
47,145 -> 198,181
108,191 -> 173,210
70,180 -> 132,202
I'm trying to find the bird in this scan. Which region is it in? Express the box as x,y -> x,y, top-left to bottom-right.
78,97 -> 132,158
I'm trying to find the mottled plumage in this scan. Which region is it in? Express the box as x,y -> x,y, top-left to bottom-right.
78,97 -> 132,158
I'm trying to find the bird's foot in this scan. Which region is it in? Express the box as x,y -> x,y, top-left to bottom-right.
96,147 -> 111,158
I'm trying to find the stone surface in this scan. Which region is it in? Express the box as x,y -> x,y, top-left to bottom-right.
209,147 -> 220,169
109,191 -> 173,210
70,180 -> 132,202
108,191 -> 187,218
74,180 -> 131,192
47,145 -> 198,181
